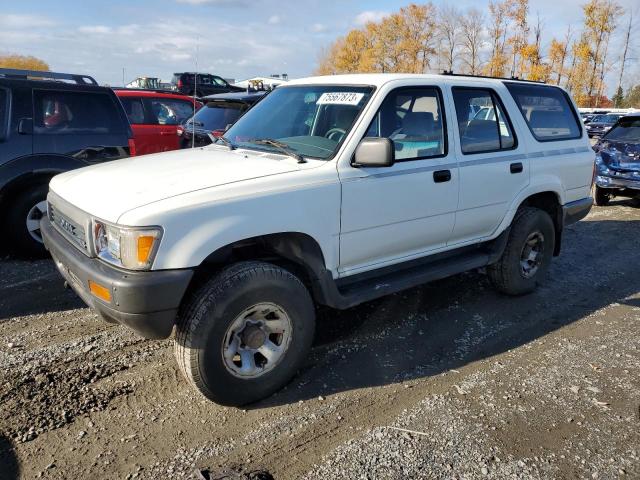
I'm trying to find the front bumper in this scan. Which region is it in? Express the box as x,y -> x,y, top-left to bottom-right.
41,218 -> 193,339
563,197 -> 593,226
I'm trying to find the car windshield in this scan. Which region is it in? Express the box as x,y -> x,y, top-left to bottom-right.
224,85 -> 374,160
603,118 -> 640,143
188,102 -> 245,130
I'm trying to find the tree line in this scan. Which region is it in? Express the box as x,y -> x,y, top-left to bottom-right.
316,0 -> 638,108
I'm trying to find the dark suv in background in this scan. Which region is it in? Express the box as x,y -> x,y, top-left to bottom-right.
0,69 -> 133,256
172,72 -> 243,97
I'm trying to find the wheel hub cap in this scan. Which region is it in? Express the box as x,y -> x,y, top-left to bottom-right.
26,200 -> 47,243
520,231 -> 544,279
222,303 -> 292,379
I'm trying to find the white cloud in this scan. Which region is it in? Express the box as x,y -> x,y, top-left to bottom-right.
78,25 -> 112,34
353,10 -> 388,27
175,0 -> 240,4
311,23 -> 327,33
0,14 -> 54,29
268,15 -> 280,25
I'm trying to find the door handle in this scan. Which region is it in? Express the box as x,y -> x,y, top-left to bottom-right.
510,162 -> 523,174
433,170 -> 451,183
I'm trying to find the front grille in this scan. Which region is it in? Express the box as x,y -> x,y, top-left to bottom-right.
48,202 -> 89,253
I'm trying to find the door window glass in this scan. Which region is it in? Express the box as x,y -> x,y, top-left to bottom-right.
147,99 -> 195,125
365,87 -> 446,161
0,89 -> 7,139
34,90 -> 124,135
453,88 -> 516,154
119,97 -> 146,124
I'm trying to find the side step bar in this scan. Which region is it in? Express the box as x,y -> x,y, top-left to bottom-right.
314,231 -> 509,310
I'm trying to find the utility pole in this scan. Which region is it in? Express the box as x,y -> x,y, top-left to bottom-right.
122,68 -> 125,87
615,12 -> 632,107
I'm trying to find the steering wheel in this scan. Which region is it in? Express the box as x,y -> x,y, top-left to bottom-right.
325,128 -> 347,142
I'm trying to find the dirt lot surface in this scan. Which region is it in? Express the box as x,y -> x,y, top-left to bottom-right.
1,201 -> 639,480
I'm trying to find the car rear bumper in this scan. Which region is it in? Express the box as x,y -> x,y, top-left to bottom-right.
41,218 -> 193,339
563,197 -> 593,226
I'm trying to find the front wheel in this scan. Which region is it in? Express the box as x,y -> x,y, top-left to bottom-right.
592,185 -> 611,206
488,207 -> 555,296
5,184 -> 49,257
174,261 -> 315,406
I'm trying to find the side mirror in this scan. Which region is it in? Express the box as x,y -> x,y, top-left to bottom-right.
353,137 -> 394,168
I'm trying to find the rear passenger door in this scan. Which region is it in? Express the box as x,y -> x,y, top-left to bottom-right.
143,97 -> 197,152
448,87 -> 528,245
339,86 -> 458,275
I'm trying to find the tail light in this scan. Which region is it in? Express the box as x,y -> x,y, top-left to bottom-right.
128,138 -> 137,157
176,127 -> 184,136
177,79 -> 183,89
211,129 -> 224,138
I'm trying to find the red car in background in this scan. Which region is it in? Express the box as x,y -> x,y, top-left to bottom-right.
114,89 -> 202,155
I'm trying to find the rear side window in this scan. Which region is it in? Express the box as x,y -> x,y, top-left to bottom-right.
191,103 -> 245,130
34,90 -> 124,135
146,98 -> 195,125
120,97 -> 146,124
452,88 -> 516,154
366,87 -> 446,161
505,83 -> 581,141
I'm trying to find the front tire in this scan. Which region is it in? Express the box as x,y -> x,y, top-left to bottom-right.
5,184 -> 49,257
593,185 -> 611,206
174,261 -> 315,406
488,207 -> 555,296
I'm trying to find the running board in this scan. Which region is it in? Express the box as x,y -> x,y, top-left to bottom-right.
313,231 -> 509,310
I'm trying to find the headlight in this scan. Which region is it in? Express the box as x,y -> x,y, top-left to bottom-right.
93,220 -> 162,270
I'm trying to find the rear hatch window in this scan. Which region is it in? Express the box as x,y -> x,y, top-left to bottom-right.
34,90 -> 125,135
189,102 -> 244,131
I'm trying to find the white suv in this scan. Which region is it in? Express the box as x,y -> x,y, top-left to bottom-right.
41,74 -> 594,405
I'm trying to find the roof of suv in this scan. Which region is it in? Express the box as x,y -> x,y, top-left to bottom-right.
286,73 -> 550,89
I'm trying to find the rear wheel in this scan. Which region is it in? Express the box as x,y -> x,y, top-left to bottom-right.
593,185 -> 611,206
488,207 -> 555,296
5,184 -> 49,257
174,261 -> 315,406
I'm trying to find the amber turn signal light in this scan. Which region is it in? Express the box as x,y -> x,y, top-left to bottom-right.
88,280 -> 111,302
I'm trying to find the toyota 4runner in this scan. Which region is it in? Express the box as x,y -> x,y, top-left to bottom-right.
41,74 -> 594,406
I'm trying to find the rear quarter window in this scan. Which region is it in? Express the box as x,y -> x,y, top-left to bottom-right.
34,90 -> 125,135
505,83 -> 582,142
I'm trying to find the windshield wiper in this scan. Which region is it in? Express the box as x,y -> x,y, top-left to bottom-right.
251,138 -> 306,163
214,135 -> 236,150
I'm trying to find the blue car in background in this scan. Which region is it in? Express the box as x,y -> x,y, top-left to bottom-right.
592,115 -> 640,206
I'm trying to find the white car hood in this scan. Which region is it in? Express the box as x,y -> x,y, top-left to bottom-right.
49,147 -> 301,223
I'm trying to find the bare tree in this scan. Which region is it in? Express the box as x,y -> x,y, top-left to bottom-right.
614,11 -> 633,105
438,5 -> 462,72
460,8 -> 486,75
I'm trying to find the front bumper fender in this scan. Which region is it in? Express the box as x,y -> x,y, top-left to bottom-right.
41,218 -> 193,339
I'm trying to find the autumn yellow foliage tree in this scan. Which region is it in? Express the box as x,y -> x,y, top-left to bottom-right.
316,0 -> 631,107
0,54 -> 49,71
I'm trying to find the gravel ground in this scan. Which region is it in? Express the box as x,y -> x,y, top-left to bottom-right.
0,201 -> 639,480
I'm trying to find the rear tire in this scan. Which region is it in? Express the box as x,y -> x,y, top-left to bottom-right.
488,207 -> 555,296
174,261 -> 315,406
5,184 -> 49,258
593,185 -> 611,206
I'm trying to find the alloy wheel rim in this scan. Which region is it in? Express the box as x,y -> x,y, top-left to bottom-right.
221,302 -> 292,379
26,201 -> 47,243
520,231 -> 544,279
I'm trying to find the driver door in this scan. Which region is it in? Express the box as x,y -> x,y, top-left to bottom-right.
338,87 -> 459,276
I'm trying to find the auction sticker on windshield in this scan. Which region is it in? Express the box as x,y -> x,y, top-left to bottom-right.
317,92 -> 365,106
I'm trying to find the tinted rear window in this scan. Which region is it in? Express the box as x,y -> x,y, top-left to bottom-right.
604,118 -> 640,143
505,83 -> 581,141
190,103 -> 244,130
34,90 -> 125,135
